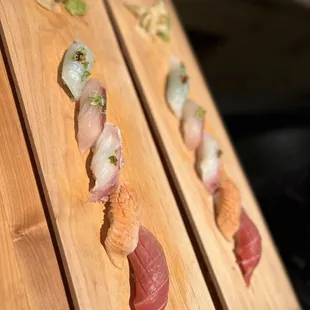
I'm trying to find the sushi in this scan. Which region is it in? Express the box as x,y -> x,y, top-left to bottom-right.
62,40 -> 94,101
195,132 -> 222,194
105,183 -> 141,269
78,79 -> 107,154
234,209 -> 262,286
166,56 -> 189,118
90,123 -> 123,202
181,99 -> 205,151
128,226 -> 169,310
214,172 -> 241,241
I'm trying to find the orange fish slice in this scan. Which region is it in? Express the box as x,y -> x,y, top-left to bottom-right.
105,182 -> 141,269
214,172 -> 241,241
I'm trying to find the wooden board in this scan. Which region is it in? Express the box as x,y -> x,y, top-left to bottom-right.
0,51 -> 68,309
105,1 -> 301,309
0,1 -> 215,309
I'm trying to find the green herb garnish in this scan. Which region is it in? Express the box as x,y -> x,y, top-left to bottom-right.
90,92 -> 105,108
195,107 -> 206,119
82,61 -> 89,69
72,46 -> 87,62
108,155 -> 118,166
81,70 -> 91,81
216,149 -> 223,158
64,0 -> 88,16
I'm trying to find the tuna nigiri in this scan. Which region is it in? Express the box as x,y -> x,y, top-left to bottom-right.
78,79 -> 106,154
166,56 -> 189,118
181,99 -> 205,151
195,132 -> 222,194
62,40 -> 94,101
128,226 -> 169,310
105,183 -> 141,269
234,209 -> 262,286
214,173 -> 241,241
90,123 -> 123,202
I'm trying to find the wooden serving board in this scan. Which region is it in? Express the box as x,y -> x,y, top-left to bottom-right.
106,1 -> 301,309
0,51 -> 68,309
0,0 -> 214,309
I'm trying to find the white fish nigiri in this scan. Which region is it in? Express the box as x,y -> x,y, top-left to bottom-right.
78,79 -> 107,154
90,123 -> 124,202
62,40 -> 94,101
196,132 -> 222,194
166,56 -> 189,118
181,99 -> 205,151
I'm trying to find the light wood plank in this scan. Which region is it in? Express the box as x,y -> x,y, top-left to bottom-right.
0,52 -> 68,309
105,0 -> 301,309
0,1 -> 214,309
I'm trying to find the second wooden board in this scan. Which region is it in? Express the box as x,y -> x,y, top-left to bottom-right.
106,0 -> 300,309
0,0 -> 214,309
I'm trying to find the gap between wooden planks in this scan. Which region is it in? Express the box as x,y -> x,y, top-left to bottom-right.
0,0 -> 215,309
105,0 -> 301,309
0,47 -> 69,309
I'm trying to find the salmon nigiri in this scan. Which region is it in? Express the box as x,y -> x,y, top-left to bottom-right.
195,132 -> 222,194
128,226 -> 169,310
78,79 -> 106,154
181,99 -> 205,151
90,123 -> 123,202
214,173 -> 241,241
234,209 -> 262,286
105,183 -> 141,269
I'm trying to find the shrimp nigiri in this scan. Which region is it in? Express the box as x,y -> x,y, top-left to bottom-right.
214,173 -> 241,241
62,40 -> 94,101
78,79 -> 106,154
181,99 -> 205,151
195,132 -> 222,194
90,123 -> 123,202
166,56 -> 189,118
105,183 -> 141,269
128,226 -> 169,310
234,209 -> 262,286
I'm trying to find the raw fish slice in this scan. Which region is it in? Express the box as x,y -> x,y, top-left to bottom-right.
195,132 -> 222,194
234,209 -> 262,286
128,226 -> 169,310
90,123 -> 123,202
62,40 -> 94,101
78,79 -> 106,154
181,99 -> 205,150
166,56 -> 189,118
105,183 -> 141,269
214,173 -> 241,241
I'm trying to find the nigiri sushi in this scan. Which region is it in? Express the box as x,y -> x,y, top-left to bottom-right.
181,99 -> 205,151
166,56 -> 189,118
105,183 -> 141,269
195,132 -> 222,194
128,226 -> 169,310
214,173 -> 241,241
62,40 -> 94,101
90,123 -> 123,202
234,209 -> 262,286
78,79 -> 106,154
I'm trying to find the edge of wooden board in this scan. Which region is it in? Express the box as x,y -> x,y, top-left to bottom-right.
0,47 -> 69,309
0,0 -> 215,309
105,0 -> 301,309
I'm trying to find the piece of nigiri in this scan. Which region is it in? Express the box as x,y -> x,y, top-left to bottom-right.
62,40 -> 94,101
105,183 -> 141,269
166,56 -> 189,118
78,79 -> 107,154
234,209 -> 262,286
90,123 -> 123,202
128,226 -> 169,310
214,173 -> 241,241
181,99 -> 205,151
195,132 -> 222,194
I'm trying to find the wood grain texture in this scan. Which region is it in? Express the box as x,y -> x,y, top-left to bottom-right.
0,52 -> 68,309
0,1 -> 214,309
105,0 -> 301,309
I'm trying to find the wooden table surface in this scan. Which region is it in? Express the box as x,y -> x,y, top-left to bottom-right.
0,0 -> 300,309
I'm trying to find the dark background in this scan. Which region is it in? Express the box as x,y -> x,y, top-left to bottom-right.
174,0 -> 310,308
